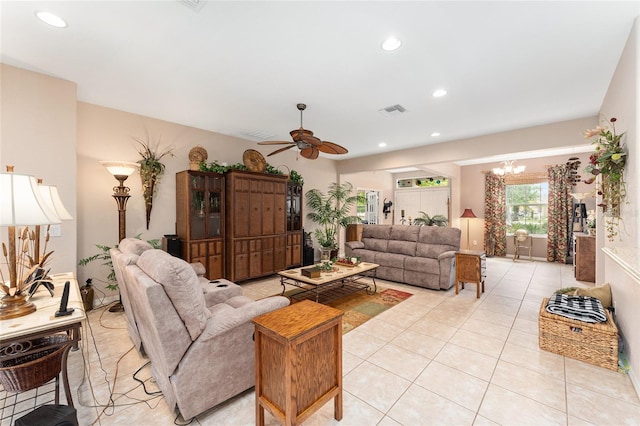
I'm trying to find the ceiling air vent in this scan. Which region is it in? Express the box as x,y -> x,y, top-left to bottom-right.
242,130 -> 276,141
180,0 -> 206,12
378,104 -> 407,117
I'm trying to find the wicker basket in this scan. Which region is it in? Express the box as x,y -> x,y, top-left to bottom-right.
539,298 -> 618,371
0,335 -> 70,392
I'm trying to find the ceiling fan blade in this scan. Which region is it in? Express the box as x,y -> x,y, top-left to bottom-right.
267,145 -> 296,157
258,141 -> 295,145
317,141 -> 349,155
300,146 -> 319,160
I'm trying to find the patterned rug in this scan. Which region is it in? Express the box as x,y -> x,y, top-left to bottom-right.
283,287 -> 413,334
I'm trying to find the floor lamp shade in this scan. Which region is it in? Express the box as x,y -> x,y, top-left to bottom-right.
460,208 -> 477,250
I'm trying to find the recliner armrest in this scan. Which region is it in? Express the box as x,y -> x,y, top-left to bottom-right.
198,296 -> 290,341
438,250 -> 456,261
345,241 -> 364,250
200,279 -> 243,306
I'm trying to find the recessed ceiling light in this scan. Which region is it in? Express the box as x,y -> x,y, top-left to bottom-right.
432,89 -> 447,98
431,132 -> 441,137
381,36 -> 402,51
35,11 -> 67,28
378,142 -> 387,148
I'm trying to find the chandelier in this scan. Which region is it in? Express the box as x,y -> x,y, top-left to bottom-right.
492,160 -> 525,176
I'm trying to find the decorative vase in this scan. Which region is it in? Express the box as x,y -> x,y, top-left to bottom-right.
588,228 -> 596,236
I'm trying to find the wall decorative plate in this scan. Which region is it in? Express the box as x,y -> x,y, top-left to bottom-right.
243,149 -> 266,173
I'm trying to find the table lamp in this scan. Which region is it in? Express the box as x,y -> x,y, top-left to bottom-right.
0,167 -> 61,320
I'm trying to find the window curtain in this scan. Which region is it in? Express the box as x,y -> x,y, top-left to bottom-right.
546,165 -> 572,263
484,173 -> 506,256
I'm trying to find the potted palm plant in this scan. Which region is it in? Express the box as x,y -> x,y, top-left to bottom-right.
305,182 -> 361,260
412,211 -> 448,227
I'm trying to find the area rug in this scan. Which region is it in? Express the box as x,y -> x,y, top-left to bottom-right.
282,287 -> 413,334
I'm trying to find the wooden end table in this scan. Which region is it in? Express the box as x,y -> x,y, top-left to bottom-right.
252,300 -> 343,426
455,250 -> 486,298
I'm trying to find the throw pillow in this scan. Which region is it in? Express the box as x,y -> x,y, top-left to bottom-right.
574,283 -> 612,308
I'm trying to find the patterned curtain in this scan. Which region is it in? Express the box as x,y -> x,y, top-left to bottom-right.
484,173 -> 506,256
547,165 -> 572,263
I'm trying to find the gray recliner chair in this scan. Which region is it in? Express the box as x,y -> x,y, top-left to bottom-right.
111,238 -> 245,354
123,249 -> 289,419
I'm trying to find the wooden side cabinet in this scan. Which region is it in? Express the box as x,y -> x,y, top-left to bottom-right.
176,170 -> 225,280
574,234 -> 595,282
253,300 -> 343,426
455,250 -> 486,298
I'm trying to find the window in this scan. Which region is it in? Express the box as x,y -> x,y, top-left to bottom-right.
506,182 -> 548,235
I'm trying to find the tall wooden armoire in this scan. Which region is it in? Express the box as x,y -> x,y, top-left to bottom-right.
225,170 -> 288,282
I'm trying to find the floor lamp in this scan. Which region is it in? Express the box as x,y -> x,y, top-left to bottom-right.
460,208 -> 476,250
99,161 -> 140,312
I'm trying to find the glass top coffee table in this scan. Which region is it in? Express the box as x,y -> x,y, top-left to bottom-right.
278,262 -> 379,304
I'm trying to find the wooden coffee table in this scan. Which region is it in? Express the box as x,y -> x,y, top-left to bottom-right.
278,262 -> 378,304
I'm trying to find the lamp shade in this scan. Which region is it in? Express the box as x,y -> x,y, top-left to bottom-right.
0,172 -> 61,226
38,184 -> 73,221
460,208 -> 477,219
99,161 -> 140,177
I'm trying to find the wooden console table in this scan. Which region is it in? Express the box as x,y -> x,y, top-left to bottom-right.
0,273 -> 84,420
455,250 -> 486,298
253,300 -> 343,426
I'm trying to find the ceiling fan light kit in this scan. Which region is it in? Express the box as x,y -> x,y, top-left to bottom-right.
258,103 -> 348,160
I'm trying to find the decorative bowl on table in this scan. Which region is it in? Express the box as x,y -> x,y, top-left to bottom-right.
334,257 -> 361,267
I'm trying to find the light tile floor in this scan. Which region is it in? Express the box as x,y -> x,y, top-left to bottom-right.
6,257 -> 639,425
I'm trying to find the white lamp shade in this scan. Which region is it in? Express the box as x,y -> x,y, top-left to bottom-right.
0,172 -> 61,226
99,161 -> 140,177
39,184 -> 73,220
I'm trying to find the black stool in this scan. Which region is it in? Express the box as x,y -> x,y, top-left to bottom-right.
15,404 -> 78,426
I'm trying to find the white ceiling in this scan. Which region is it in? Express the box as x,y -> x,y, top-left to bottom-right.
2,1 -> 638,161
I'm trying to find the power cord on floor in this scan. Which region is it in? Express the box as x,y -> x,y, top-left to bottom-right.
72,304 -> 166,425
132,361 -> 162,396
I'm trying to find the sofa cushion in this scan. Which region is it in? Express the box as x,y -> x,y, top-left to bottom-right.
388,240 -> 417,256
119,237 -> 154,256
362,225 -> 392,239
374,252 -> 407,268
363,238 -> 389,252
390,225 -> 420,242
405,256 -> 440,275
417,226 -> 461,250
137,250 -> 211,340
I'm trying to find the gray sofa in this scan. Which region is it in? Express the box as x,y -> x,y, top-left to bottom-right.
119,248 -> 289,419
344,225 -> 461,290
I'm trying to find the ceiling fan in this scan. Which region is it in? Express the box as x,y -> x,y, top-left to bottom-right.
258,103 -> 348,160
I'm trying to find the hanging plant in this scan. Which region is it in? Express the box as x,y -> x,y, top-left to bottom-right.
134,132 -> 174,229
583,117 -> 627,241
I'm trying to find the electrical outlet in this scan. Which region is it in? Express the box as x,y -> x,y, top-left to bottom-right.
50,224 -> 61,237
472,240 -> 477,246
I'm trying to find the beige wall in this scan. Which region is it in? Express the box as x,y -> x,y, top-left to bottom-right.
0,64 -> 78,276
77,102 -> 339,294
600,17 -> 639,394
